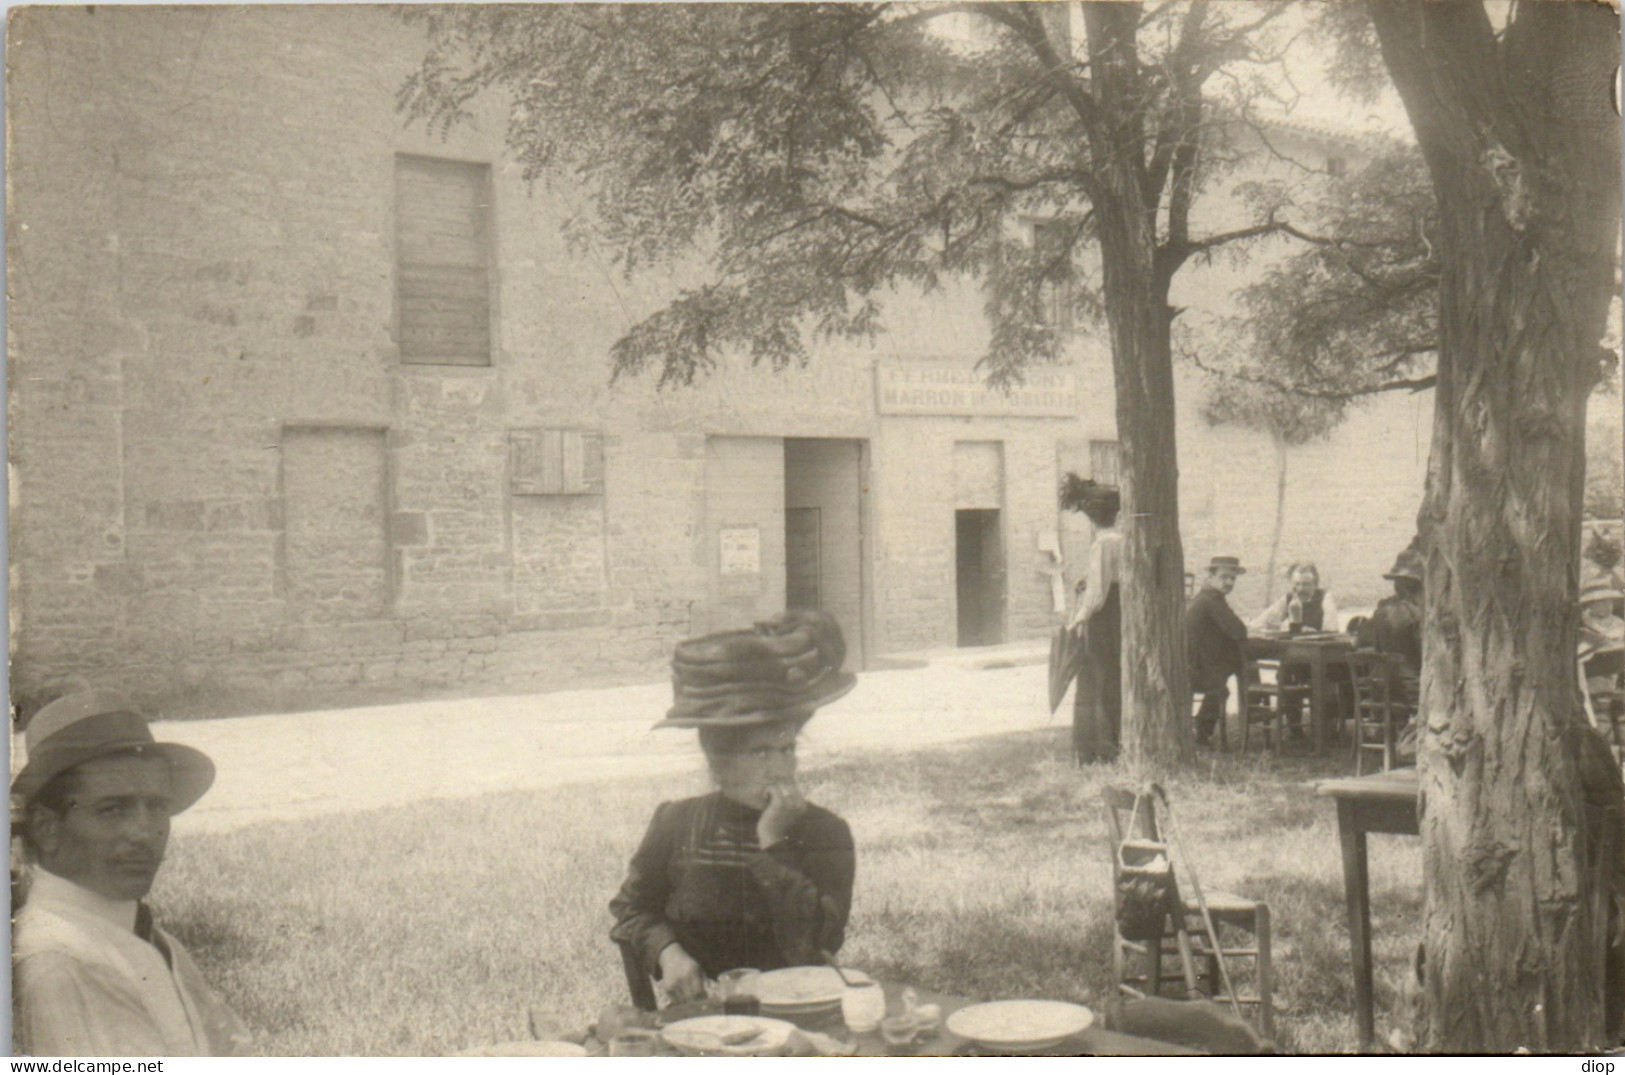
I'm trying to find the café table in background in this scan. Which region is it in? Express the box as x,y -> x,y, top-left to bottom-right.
1247,632 -> 1356,753
1316,767 -> 1421,1052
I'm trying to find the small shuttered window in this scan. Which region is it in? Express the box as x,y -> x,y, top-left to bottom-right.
511,429 -> 605,496
1090,439 -> 1121,487
395,155 -> 493,366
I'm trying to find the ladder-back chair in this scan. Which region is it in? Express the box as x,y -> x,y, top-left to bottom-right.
1101,786 -> 1274,1040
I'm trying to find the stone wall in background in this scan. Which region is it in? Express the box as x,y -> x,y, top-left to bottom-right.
8,6 -> 1433,718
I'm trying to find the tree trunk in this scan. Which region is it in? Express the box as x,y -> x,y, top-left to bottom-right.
1369,1 -> 1620,1052
1085,1 -> 1193,773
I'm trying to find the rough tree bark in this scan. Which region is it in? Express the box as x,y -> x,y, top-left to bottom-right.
1368,0 -> 1621,1052
1082,1 -> 1194,771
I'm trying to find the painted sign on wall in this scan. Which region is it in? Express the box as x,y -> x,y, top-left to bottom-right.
876,361 -> 1078,417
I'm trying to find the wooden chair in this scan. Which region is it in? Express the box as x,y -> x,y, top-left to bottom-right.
1350,651 -> 1408,775
1102,787 -> 1274,1040
1241,658 -> 1307,753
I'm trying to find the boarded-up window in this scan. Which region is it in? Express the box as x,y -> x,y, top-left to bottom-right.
511,429 -> 605,495
1090,439 -> 1121,487
396,155 -> 492,366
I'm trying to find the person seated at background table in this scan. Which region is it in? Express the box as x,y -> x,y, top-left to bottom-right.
1357,548 -> 1425,700
11,691 -> 252,1056
1248,562 -> 1344,741
1354,548 -> 1425,761
1186,556 -> 1249,748
1248,562 -> 1341,635
610,610 -> 858,1005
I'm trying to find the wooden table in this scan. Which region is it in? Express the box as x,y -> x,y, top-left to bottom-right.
1248,633 -> 1356,753
1316,768 -> 1421,1051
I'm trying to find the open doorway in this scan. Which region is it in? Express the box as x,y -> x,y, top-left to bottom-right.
956,508 -> 1005,646
784,438 -> 868,667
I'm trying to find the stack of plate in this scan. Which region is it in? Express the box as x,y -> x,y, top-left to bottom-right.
755,965 -> 871,1021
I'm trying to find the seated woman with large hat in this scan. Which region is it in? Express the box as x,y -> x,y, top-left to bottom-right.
609,609 -> 858,1004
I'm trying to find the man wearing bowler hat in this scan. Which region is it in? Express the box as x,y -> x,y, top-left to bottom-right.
1185,556 -> 1250,747
11,690 -> 250,1056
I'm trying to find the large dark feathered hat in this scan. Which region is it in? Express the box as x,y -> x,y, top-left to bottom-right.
1060,473 -> 1121,526
655,609 -> 858,729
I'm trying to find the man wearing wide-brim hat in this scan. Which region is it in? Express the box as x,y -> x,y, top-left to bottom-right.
1185,556 -> 1250,747
11,690 -> 251,1056
1369,548 -> 1425,688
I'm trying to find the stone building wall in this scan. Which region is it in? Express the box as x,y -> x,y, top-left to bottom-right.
8,6 -> 1433,716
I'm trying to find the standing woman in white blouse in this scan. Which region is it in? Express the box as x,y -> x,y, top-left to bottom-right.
1063,477 -> 1124,764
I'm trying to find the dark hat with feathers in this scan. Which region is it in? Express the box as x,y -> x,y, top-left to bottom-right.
1060,473 -> 1121,526
656,609 -> 857,729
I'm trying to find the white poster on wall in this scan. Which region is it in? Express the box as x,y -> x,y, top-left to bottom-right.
719,525 -> 762,576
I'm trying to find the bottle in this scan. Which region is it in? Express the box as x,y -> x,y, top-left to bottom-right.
1287,595 -> 1303,633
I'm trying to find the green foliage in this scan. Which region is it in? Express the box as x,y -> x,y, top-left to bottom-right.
398,3 -> 1293,388
1189,141 -> 1437,443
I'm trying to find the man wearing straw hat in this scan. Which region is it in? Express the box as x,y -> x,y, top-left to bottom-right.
11,690 -> 250,1056
1185,556 -> 1249,747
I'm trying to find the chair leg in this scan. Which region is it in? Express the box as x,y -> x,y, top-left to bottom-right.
1255,903 -> 1274,1042
1174,929 -> 1201,998
1148,932 -> 1165,996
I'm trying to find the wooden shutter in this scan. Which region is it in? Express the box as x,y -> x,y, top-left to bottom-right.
1090,439 -> 1121,487
511,430 -> 605,495
396,155 -> 492,366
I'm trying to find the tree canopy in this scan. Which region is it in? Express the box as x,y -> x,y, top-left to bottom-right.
400,2 -> 1301,388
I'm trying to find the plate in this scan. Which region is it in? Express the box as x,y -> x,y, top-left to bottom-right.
946,1000 -> 1094,1052
756,965 -> 872,1008
661,1015 -> 797,1056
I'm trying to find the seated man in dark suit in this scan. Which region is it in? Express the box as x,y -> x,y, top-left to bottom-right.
1186,556 -> 1249,747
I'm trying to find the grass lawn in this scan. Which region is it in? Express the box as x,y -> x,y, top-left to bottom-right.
151,728 -> 1421,1055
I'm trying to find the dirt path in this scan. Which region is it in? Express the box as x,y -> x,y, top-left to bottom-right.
163,641 -> 1061,834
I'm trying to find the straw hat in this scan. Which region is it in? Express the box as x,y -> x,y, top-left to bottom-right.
656,609 -> 857,729
1205,556 -> 1247,574
12,690 -> 215,812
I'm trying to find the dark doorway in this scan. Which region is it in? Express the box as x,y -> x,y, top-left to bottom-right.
783,439 -> 869,667
956,508 -> 1005,646
785,506 -> 822,611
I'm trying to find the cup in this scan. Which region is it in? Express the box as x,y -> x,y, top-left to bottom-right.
880,1011 -> 918,1048
608,1028 -> 659,1056
718,968 -> 762,1017
841,981 -> 886,1034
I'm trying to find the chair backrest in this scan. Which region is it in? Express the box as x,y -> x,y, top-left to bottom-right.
1348,652 -> 1392,704
1102,785 -> 1161,852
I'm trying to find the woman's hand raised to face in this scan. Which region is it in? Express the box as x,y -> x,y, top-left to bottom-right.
757,781 -> 808,849
657,943 -> 709,1004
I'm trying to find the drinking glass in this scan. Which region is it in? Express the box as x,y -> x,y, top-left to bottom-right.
841,981 -> 886,1034
608,1028 -> 659,1056
880,1011 -> 918,1048
718,968 -> 762,1017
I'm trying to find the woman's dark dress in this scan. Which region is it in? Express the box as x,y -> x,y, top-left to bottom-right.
609,792 -> 855,980
1074,585 -> 1122,763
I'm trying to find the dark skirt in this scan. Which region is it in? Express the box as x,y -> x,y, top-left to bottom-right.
1073,585 -> 1122,763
